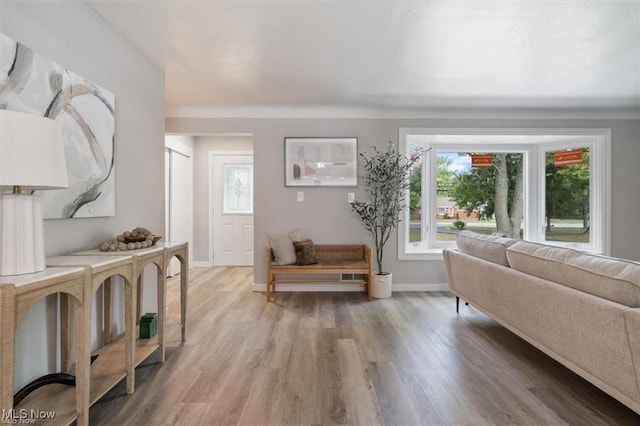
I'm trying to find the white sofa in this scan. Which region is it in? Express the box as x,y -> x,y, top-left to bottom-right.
443,231 -> 640,414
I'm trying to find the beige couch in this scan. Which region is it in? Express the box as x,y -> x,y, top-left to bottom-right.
443,231 -> 640,414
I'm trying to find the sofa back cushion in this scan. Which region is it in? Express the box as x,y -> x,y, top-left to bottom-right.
455,231 -> 518,267
506,241 -> 640,307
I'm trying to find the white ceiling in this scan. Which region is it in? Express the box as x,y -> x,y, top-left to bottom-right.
86,1 -> 640,118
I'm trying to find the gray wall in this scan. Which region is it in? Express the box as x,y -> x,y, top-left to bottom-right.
192,135 -> 253,263
2,2 -> 165,390
167,117 -> 640,286
2,2 -> 165,254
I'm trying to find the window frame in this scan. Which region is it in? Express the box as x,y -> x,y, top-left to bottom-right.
536,138 -> 607,253
398,128 -> 611,261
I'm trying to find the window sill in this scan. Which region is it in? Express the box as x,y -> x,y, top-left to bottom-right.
398,249 -> 446,261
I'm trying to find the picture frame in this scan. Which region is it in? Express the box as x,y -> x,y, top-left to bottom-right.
284,137 -> 358,187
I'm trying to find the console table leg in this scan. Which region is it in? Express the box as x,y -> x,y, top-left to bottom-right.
60,293 -> 73,372
103,277 -> 113,344
76,282 -> 91,426
125,282 -> 135,394
180,256 -> 188,343
0,286 -> 16,411
157,268 -> 166,362
136,272 -> 144,326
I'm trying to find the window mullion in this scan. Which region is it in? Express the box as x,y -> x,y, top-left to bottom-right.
421,146 -> 429,243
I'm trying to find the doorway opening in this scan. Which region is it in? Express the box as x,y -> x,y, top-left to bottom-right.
165,133 -> 254,268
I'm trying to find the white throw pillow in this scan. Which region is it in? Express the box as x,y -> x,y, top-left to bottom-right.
268,229 -> 301,265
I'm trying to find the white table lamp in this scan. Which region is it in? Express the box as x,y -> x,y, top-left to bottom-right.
0,109 -> 68,276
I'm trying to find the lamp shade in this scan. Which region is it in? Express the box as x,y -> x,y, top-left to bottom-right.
0,109 -> 68,189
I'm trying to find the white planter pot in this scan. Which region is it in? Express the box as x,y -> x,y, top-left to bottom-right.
372,273 -> 392,298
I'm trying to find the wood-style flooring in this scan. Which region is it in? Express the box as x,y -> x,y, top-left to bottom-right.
90,266 -> 639,425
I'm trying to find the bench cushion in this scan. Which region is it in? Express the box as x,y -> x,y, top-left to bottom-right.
507,241 -> 640,307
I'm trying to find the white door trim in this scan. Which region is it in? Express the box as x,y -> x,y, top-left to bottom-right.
165,138 -> 194,158
208,151 -> 253,266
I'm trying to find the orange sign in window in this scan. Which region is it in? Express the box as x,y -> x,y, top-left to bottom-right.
554,151 -> 583,166
471,154 -> 493,168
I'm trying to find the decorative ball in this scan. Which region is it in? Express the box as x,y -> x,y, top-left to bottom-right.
98,227 -> 156,252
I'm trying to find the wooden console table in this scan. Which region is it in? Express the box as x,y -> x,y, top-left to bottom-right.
0,267 -> 90,425
74,246 -> 167,360
76,242 -> 190,343
45,255 -> 138,399
0,242 -> 188,426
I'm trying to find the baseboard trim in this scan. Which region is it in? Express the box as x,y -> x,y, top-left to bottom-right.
393,283 -> 450,291
192,261 -> 212,268
252,283 -> 364,292
252,282 -> 450,292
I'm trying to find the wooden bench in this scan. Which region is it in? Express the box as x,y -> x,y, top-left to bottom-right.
266,244 -> 372,301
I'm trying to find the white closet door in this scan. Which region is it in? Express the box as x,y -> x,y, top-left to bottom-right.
167,149 -> 193,275
165,150 -> 171,241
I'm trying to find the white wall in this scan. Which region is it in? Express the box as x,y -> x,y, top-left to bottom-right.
2,2 -> 165,391
166,117 -> 640,287
192,135 -> 253,263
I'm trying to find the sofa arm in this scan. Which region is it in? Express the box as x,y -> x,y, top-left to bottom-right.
442,249 -> 459,295
624,308 -> 640,397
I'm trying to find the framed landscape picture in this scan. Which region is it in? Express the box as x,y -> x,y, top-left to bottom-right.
284,137 -> 358,187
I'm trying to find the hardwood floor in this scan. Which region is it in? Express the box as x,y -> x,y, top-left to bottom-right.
90,266 -> 639,425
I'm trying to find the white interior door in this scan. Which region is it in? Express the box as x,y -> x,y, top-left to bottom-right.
166,148 -> 193,274
212,154 -> 254,266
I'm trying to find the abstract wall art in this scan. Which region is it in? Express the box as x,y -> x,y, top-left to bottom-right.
0,33 -> 115,218
284,137 -> 358,187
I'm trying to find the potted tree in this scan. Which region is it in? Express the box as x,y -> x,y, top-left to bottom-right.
350,141 -> 424,298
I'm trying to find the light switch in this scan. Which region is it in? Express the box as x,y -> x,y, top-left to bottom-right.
297,191 -> 304,202
348,192 -> 355,203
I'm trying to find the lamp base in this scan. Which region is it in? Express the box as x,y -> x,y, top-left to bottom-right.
0,193 -> 46,276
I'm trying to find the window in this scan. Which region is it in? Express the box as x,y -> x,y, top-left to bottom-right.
223,164 -> 253,214
544,147 -> 590,245
399,129 -> 610,259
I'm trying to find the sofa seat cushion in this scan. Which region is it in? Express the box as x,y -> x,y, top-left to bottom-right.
270,260 -> 369,270
455,231 -> 518,266
507,241 -> 640,307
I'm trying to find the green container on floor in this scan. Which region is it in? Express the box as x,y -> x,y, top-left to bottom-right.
140,313 -> 157,338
